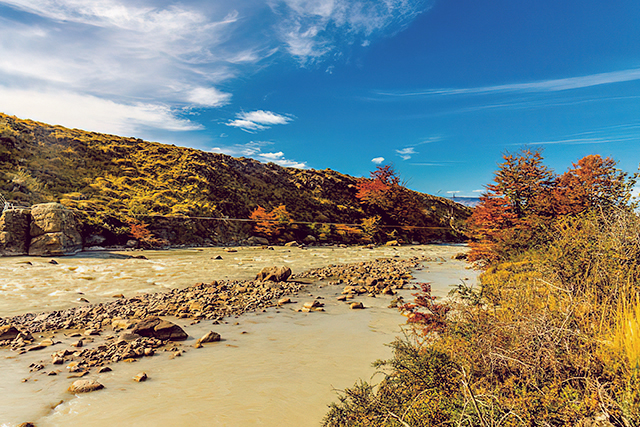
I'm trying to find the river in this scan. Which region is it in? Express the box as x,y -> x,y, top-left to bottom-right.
0,244 -> 476,426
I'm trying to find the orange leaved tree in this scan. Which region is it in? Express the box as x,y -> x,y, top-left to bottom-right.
249,205 -> 292,240
468,150 -> 637,265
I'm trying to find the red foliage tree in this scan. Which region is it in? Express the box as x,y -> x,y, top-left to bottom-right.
468,150 -> 637,265
249,205 -> 291,239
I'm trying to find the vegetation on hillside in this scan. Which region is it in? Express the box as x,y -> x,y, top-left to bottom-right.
325,150 -> 640,426
0,113 -> 469,245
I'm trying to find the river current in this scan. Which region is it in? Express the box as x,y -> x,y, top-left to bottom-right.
0,244 -> 475,426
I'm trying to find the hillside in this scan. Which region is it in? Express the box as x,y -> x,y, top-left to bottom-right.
0,113 -> 470,246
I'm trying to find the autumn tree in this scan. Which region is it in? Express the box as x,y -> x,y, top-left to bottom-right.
468,149 -> 555,263
249,205 -> 292,240
553,155 -> 635,215
468,150 -> 637,264
356,165 -> 428,240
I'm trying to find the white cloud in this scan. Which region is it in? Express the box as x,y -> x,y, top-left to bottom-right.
0,87 -> 200,134
187,87 -> 232,107
396,147 -> 416,160
371,157 -> 385,164
380,68 -> 640,98
211,141 -> 306,168
270,0 -> 431,62
227,110 -> 294,132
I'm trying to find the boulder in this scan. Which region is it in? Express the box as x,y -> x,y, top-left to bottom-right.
284,241 -> 298,247
385,240 -> 400,247
350,302 -> 365,309
68,379 -> 104,393
0,208 -> 31,256
303,235 -> 317,245
131,316 -> 188,341
0,324 -> 20,341
247,236 -> 269,246
256,266 -> 292,282
28,203 -> 82,256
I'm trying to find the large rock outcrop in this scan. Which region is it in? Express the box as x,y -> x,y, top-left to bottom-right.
0,208 -> 31,256
28,203 -> 82,256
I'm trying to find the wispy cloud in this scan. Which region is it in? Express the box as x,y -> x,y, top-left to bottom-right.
0,0 -> 431,137
269,0 -> 431,63
378,68 -> 640,98
371,156 -> 385,164
0,87 -> 201,134
522,122 -> 640,146
396,147 -> 416,160
211,141 -> 306,168
226,110 -> 294,133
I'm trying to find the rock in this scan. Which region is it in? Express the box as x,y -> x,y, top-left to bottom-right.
0,325 -> 20,341
52,356 -> 64,365
125,239 -> 138,249
350,302 -> 365,309
197,331 -> 221,344
28,203 -> 82,256
98,366 -> 112,373
111,318 -> 136,330
385,240 -> 400,247
0,208 -> 31,256
132,316 -> 188,341
284,241 -> 298,247
71,339 -> 83,348
48,259 -> 59,264
247,236 -> 269,246
224,247 -> 238,253
17,423 -> 36,427
213,255 -> 223,260
303,235 -> 317,245
68,379 -> 104,393
364,277 -> 378,287
133,372 -> 148,382
452,252 -> 468,260
303,300 -> 324,309
277,297 -> 292,305
256,266 -> 292,282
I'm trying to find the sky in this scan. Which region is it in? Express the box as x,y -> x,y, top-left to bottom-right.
1,0 -> 640,198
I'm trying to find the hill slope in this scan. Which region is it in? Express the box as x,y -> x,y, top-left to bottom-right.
0,113 -> 470,246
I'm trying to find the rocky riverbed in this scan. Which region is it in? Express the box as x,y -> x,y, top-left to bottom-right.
0,256 -> 427,392
0,245 -> 474,426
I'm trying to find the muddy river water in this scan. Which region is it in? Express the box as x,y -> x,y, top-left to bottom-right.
0,244 -> 476,426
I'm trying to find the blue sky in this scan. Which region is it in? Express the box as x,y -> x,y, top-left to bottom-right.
1,0 -> 640,197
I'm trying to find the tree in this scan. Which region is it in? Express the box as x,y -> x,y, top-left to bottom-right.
249,205 -> 292,239
553,155 -> 635,215
356,165 -> 428,239
468,150 -> 638,265
468,149 -> 555,263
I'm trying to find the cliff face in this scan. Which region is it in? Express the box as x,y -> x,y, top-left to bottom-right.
0,113 -> 471,247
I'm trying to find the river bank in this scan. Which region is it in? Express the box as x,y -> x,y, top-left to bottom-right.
0,244 -> 475,426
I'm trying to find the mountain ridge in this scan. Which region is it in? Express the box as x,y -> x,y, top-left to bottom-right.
0,113 -> 470,246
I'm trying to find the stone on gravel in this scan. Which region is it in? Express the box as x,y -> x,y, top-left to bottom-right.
132,316 -> 188,341
256,266 -> 292,282
350,302 -> 365,309
0,325 -> 20,341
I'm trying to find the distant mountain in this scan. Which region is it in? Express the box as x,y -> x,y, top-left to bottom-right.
447,197 -> 482,208
0,113 -> 471,245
